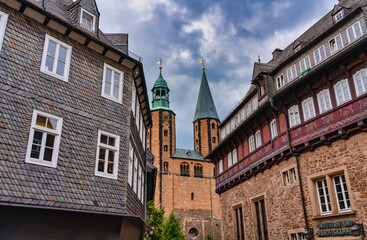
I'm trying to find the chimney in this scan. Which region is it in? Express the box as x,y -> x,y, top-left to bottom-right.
272,48 -> 283,60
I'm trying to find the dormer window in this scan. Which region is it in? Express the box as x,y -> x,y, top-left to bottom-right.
80,8 -> 96,32
334,11 -> 343,22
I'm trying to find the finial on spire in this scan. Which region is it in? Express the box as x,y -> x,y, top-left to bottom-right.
199,59 -> 205,70
157,58 -> 162,69
258,55 -> 261,63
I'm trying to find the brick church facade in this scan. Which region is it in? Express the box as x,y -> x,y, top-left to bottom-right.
207,0 -> 367,239
147,66 -> 222,240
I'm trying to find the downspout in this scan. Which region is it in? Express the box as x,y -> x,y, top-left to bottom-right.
209,159 -> 215,240
172,158 -> 175,214
266,73 -> 309,230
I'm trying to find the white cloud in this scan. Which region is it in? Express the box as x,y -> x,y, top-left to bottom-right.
272,1 -> 291,18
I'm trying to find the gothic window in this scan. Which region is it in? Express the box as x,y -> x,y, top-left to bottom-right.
194,164 -> 203,177
163,161 -> 168,173
164,145 -> 168,152
164,130 -> 168,137
180,162 -> 190,176
212,137 -> 216,143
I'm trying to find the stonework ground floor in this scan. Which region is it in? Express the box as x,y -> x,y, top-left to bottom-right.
218,132 -> 367,240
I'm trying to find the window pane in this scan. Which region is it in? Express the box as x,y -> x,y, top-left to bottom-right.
107,162 -> 113,174
108,137 -> 115,146
315,50 -> 320,63
104,68 -> 112,95
36,115 -> 47,127
58,46 -> 67,62
47,118 -> 57,130
45,56 -> 55,72
108,151 -> 114,163
45,41 -> 56,72
336,35 -> 342,49
320,47 -> 326,59
45,134 -> 55,147
31,131 -> 43,159
100,134 -> 108,144
98,160 -> 104,172
354,23 -> 361,37
43,147 -> 53,161
56,61 -> 65,76
113,72 -> 120,99
99,148 -> 106,160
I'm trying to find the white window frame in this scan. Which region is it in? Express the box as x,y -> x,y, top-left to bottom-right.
317,89 -> 332,114
299,56 -> 311,73
138,164 -> 142,199
241,109 -> 246,121
347,21 -> 362,43
249,135 -> 255,153
80,8 -> 96,32
313,45 -> 326,64
353,68 -> 367,96
135,96 -> 140,128
236,114 -> 241,125
270,119 -> 278,139
329,34 -> 343,54
101,63 -> 124,103
0,10 -> 9,53
226,124 -> 230,134
227,152 -> 233,168
334,11 -> 343,22
140,167 -> 145,203
232,149 -> 238,165
255,130 -> 261,148
131,80 -> 136,117
286,65 -> 297,81
133,155 -> 138,193
40,34 -> 72,82
219,159 -> 223,174
302,97 -> 316,121
94,130 -> 120,179
316,178 -> 332,215
25,109 -> 63,168
334,79 -> 351,106
288,105 -> 301,128
246,104 -> 252,116
128,143 -> 134,186
333,174 -> 351,212
252,97 -> 258,111
231,119 -> 236,130
221,129 -> 226,140
276,74 -> 285,89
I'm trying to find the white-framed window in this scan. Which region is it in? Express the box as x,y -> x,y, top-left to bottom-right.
329,34 -> 343,54
333,174 -> 351,212
227,152 -> 233,168
236,114 -> 241,125
252,97 -> 258,111
290,232 -> 305,240
131,80 -> 136,117
128,143 -> 134,186
135,97 -> 140,128
241,109 -> 246,121
102,63 -> 124,103
138,164 -> 142,199
316,178 -> 332,214
40,34 -> 72,82
25,110 -> 63,168
270,119 -> 278,139
299,56 -> 311,73
139,112 -> 144,140
221,129 -> 226,140
347,21 -> 362,43
282,167 -> 297,186
219,159 -> 223,174
286,65 -> 297,81
313,45 -> 326,64
288,105 -> 301,128
95,130 -> 120,179
231,119 -> 236,130
249,135 -> 255,153
334,79 -> 351,105
142,126 -> 146,150
255,130 -> 261,148
80,8 -> 96,32
140,167 -> 145,203
334,11 -> 343,22
226,124 -> 230,134
246,104 -> 252,116
276,74 -> 285,89
317,89 -> 332,114
291,168 -> 297,182
302,97 -> 316,121
353,68 -> 367,96
232,149 -> 238,165
0,10 -> 9,53
134,155 -> 138,193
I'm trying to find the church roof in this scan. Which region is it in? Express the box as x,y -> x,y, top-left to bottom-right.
171,148 -> 206,161
193,70 -> 219,122
152,69 -> 169,90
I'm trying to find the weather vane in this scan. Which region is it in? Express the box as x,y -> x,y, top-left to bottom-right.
157,58 -> 162,69
199,59 -> 205,70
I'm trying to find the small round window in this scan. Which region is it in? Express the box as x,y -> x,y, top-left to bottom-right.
189,228 -> 199,239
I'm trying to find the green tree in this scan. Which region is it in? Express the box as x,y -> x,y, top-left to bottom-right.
162,212 -> 186,240
206,234 -> 213,240
146,201 -> 165,240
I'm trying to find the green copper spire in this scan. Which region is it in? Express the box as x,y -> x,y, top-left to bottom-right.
151,66 -> 171,110
193,68 -> 219,122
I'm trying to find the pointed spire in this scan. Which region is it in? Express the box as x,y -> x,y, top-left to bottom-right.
193,67 -> 219,122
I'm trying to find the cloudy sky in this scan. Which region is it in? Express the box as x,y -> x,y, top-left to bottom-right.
96,0 -> 337,149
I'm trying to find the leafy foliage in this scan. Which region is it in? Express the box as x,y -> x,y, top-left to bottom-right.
206,234 -> 213,240
146,200 -> 165,240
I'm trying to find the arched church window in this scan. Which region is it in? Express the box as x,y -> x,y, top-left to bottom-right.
164,145 -> 168,152
164,130 -> 168,137
180,162 -> 190,176
163,162 -> 168,173
161,90 -> 166,99
155,90 -> 160,97
194,164 -> 203,177
212,137 -> 216,143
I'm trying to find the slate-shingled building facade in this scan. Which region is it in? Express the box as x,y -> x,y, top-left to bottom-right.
207,0 -> 367,239
0,0 -> 152,239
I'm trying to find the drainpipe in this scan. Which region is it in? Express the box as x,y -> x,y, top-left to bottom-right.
209,159 -> 215,240
266,74 -> 309,231
172,158 -> 175,214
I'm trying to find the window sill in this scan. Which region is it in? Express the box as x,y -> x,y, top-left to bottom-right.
40,69 -> 69,82
101,94 -> 122,104
313,210 -> 356,220
95,171 -> 118,180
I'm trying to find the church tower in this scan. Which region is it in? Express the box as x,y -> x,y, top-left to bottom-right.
147,65 -> 176,209
193,67 -> 220,157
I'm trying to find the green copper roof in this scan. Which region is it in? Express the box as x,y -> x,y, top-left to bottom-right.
152,69 -> 169,90
193,70 -> 219,122
151,68 -> 171,110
